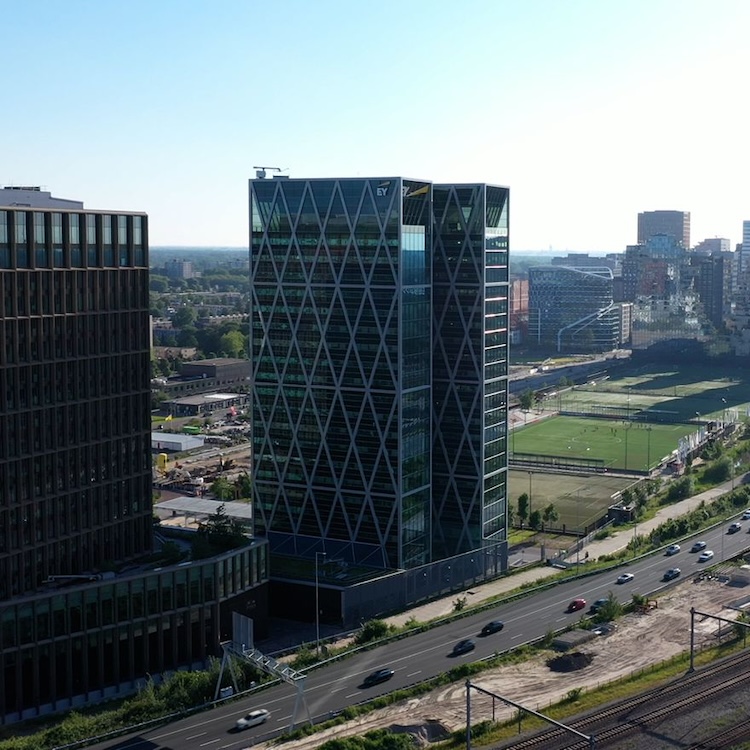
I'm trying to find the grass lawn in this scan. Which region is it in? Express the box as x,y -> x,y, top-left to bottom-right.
508,469 -> 631,531
512,415 -> 684,472
557,363 -> 750,423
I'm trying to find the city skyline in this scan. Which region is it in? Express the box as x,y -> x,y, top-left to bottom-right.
2,0 -> 749,251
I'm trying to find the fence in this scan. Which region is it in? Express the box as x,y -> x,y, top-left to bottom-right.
510,452 -> 607,473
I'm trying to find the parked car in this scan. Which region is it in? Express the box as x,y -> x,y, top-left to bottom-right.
690,541 -> 707,552
698,549 -> 715,562
616,572 -> 635,584
480,620 -> 505,636
362,668 -> 395,687
665,544 -> 681,556
663,567 -> 681,581
235,709 -> 270,730
589,597 -> 609,614
567,598 -> 587,612
728,522 -> 742,534
451,639 -> 476,656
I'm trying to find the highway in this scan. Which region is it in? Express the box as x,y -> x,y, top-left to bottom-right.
92,516 -> 750,750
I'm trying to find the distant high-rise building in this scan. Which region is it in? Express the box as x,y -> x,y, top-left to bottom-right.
637,210 -> 690,247
693,238 -> 730,255
164,258 -> 195,279
0,187 -> 268,722
249,176 -> 508,624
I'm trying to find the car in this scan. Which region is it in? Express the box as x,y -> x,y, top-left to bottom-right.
589,597 -> 609,614
567,598 -> 587,612
480,620 -> 505,636
665,544 -> 681,556
616,572 -> 635,584
742,509 -> 750,520
235,709 -> 270,730
690,541 -> 707,553
663,567 -> 681,581
451,639 -> 476,656
362,668 -> 395,687
728,522 -> 742,534
698,549 -> 715,562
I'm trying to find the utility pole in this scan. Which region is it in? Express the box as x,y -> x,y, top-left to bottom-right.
315,552 -> 327,656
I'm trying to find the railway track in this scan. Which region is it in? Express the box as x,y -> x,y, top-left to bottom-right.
499,650 -> 750,750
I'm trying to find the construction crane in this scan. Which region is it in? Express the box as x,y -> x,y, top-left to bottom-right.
253,166 -> 287,179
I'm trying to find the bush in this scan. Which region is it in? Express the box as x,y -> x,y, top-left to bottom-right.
355,619 -> 394,645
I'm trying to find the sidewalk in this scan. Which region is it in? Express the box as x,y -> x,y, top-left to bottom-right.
383,473 -> 748,628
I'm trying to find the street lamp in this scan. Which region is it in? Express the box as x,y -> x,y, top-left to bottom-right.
315,551 -> 327,656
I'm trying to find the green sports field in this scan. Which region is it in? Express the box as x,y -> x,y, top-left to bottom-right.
511,415 -> 687,472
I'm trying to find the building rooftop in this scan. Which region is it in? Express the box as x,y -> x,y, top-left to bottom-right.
0,186 -> 84,210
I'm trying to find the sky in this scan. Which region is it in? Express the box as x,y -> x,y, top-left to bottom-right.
2,0 -> 749,252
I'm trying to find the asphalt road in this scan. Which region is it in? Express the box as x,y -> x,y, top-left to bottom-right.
92,515 -> 750,750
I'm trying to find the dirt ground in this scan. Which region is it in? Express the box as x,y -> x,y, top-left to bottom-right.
265,578 -> 748,749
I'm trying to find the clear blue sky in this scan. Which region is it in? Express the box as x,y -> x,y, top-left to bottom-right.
2,0 -> 748,251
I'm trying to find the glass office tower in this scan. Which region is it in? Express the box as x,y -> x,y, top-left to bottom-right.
432,184 -> 510,558
250,177 -> 509,575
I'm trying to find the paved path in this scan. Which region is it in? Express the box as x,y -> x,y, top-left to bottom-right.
383,473 -> 749,628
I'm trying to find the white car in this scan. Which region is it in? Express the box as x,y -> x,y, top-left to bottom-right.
665,544 -> 681,556
698,550 -> 715,562
742,509 -> 750,520
616,572 -> 635,584
236,709 -> 270,730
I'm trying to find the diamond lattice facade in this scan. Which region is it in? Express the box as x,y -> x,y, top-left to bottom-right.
250,177 -> 509,574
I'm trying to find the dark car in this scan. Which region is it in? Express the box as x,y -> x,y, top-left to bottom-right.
663,567 -> 681,581
451,639 -> 476,656
567,598 -> 586,612
362,668 -> 395,688
480,620 -> 504,636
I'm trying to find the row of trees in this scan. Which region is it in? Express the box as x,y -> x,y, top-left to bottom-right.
511,494 -> 559,530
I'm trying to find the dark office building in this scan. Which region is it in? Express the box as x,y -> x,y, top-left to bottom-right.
0,188 -> 269,722
528,265 -> 619,352
249,177 -> 508,622
637,210 -> 690,247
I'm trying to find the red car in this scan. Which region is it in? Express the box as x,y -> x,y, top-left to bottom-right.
567,598 -> 586,612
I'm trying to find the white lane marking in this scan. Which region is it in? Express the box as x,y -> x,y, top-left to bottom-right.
199,740 -> 222,747
186,732 -> 207,740
556,617 -> 566,622
511,634 -> 523,640
407,670 -> 421,677
345,691 -> 360,698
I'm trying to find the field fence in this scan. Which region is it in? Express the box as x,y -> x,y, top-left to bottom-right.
559,405 -> 686,424
510,452 -> 607,473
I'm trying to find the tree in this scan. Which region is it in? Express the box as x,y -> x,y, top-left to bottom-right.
219,330 -> 246,358
234,472 -> 252,500
529,509 -> 542,530
594,591 -> 623,623
172,306 -> 198,328
519,389 -> 536,412
517,493 -> 529,527
542,503 -> 559,527
211,477 -> 235,502
177,328 -> 199,348
194,503 -> 247,557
